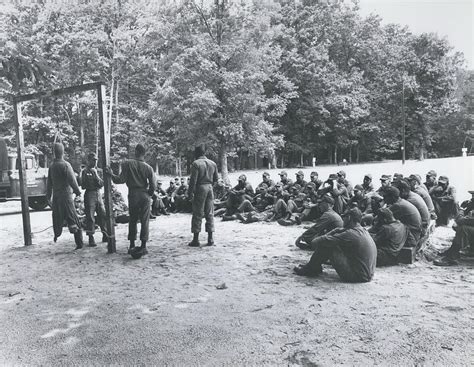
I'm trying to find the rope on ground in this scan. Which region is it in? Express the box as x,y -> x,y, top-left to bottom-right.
31,225 -> 54,235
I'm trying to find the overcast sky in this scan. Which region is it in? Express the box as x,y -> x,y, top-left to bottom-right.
357,0 -> 473,69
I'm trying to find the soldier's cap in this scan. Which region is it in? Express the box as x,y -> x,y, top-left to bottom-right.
380,174 -> 392,181
337,170 -> 346,177
238,174 -> 247,180
296,170 -> 304,176
87,152 -> 98,160
364,174 -> 372,180
426,170 -> 437,177
407,174 -> 420,183
263,171 -> 270,177
383,186 -> 400,198
317,194 -> 335,205
310,171 -> 318,176
342,207 -> 363,223
438,175 -> 449,183
157,180 -> 162,184
396,180 -> 410,192
175,177 -> 180,180
393,173 -> 403,180
328,173 -> 338,180
170,180 -> 174,183
353,184 -> 364,191
278,171 -> 288,176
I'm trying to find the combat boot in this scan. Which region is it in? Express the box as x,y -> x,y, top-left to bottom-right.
88,235 -> 97,247
74,230 -> 84,250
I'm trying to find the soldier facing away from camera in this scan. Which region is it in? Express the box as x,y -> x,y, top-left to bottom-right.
187,145 -> 219,247
106,144 -> 156,257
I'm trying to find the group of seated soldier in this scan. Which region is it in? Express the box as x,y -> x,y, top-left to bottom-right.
152,176 -> 192,217
212,169 -> 473,281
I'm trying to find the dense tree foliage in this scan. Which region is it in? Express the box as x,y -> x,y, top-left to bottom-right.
0,0 -> 470,177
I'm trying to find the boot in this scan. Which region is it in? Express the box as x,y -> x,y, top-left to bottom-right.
206,233 -> 214,247
74,230 -> 83,250
101,233 -> 108,243
128,240 -> 135,254
88,235 -> 97,247
188,233 -> 200,247
140,241 -> 148,255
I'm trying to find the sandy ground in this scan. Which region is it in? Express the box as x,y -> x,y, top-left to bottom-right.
0,158 -> 473,366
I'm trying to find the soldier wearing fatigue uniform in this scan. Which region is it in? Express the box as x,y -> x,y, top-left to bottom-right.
256,172 -> 275,192
187,145 -> 219,247
106,144 -> 156,256
80,152 -> 107,247
431,175 -> 458,226
308,171 -> 323,191
424,170 -> 438,193
278,171 -> 293,191
294,208 -> 377,283
294,171 -> 307,188
46,143 -> 84,249
407,174 -> 436,220
295,195 -> 343,249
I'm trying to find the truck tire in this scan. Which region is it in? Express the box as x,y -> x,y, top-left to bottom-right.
28,196 -> 49,211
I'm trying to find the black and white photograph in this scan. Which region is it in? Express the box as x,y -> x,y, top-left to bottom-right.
0,0 -> 473,365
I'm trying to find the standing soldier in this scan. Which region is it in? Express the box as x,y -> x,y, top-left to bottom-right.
46,143 -> 83,249
187,145 -> 219,247
81,152 -> 107,247
105,144 -> 156,257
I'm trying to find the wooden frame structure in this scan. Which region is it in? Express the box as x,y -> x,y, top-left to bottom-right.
13,82 -> 116,253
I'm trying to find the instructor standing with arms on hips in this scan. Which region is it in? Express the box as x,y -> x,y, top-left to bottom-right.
188,145 -> 219,247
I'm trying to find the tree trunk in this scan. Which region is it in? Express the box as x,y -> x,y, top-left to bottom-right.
155,161 -> 159,175
356,144 -> 360,163
348,146 -> 352,163
300,152 -> 304,167
280,152 -> 284,168
328,148 -> 332,164
334,145 -> 338,165
419,141 -> 426,161
254,153 -> 258,169
220,145 -> 230,184
271,150 -> 277,169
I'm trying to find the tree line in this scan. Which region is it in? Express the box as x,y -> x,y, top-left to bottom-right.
0,0 -> 471,181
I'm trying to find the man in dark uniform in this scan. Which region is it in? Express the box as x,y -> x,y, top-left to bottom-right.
152,180 -> 169,216
187,145 -> 219,247
370,208 -> 408,266
256,172 -> 275,192
80,152 -> 107,247
396,180 -> 430,237
175,177 -> 191,212
295,195 -> 343,249
425,170 -> 437,193
407,174 -> 436,220
431,175 -> 458,226
46,143 -> 83,249
308,171 -> 323,191
278,171 -> 293,191
362,174 -> 374,195
106,144 -> 156,256
165,180 -> 178,212
337,170 -> 353,196
224,174 -> 254,216
383,186 -> 422,248
294,170 -> 307,188
294,208 -> 377,283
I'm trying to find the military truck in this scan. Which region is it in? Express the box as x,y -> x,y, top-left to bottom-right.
0,137 -> 49,210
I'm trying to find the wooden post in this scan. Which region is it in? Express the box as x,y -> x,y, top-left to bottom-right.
97,84 -> 116,253
13,101 -> 33,246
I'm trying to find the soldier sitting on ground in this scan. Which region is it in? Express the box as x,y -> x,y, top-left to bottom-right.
278,170 -> 293,192
407,174 -> 436,220
307,171 -> 323,191
430,175 -> 458,226
425,170 -> 438,193
396,180 -> 430,240
293,208 -> 377,283
213,178 -> 230,215
175,177 -> 191,213
152,180 -> 170,216
369,207 -> 408,267
434,190 -> 474,266
348,184 -> 374,226
294,170 -> 307,188
295,194 -> 343,250
165,180 -> 178,213
382,186 -> 422,248
256,171 -> 275,192
223,174 -> 254,218
362,174 -> 374,195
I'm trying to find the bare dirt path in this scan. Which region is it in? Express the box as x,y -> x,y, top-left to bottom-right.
0,210 -> 473,366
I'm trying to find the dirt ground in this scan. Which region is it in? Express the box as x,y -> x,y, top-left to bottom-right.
0,158 -> 473,366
